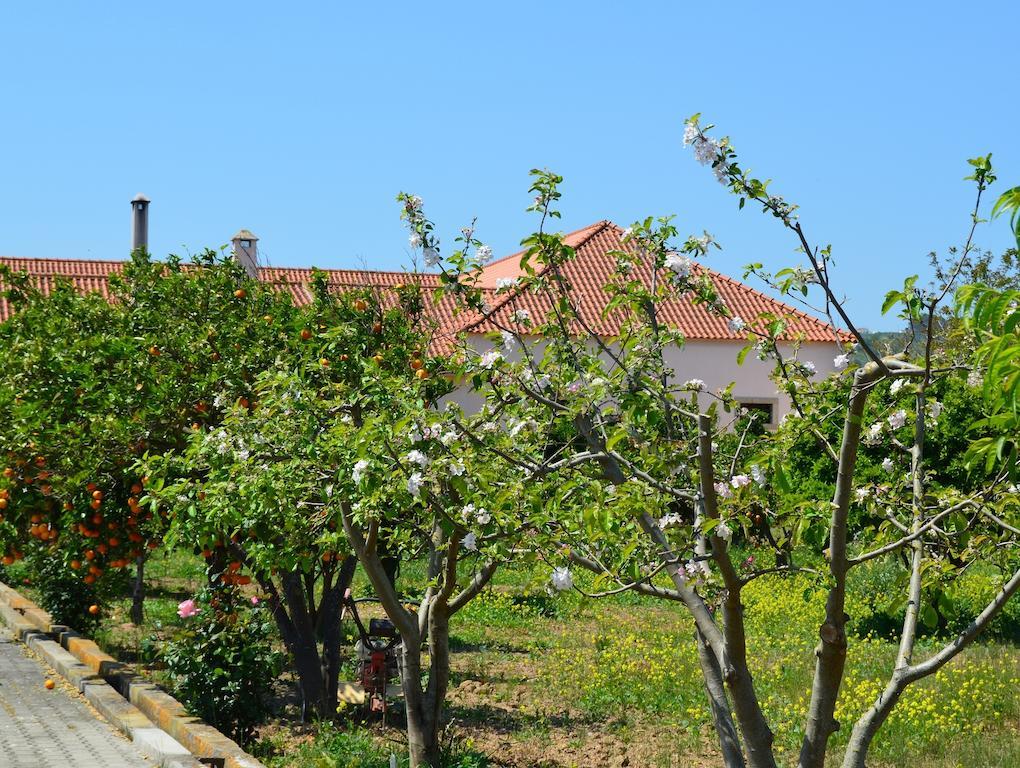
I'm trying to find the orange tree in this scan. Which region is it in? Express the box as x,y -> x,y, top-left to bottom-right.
0,251 -> 296,627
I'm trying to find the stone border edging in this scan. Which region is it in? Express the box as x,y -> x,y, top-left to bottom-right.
0,581 -> 266,768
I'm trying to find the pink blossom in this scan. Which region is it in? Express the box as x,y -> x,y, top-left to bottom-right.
177,599 -> 199,619
250,596 -> 260,606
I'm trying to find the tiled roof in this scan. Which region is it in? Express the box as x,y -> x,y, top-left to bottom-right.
467,221 -> 847,344
1,223 -> 845,350
0,257 -> 127,321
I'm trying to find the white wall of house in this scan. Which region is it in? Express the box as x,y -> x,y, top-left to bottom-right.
443,335 -> 841,425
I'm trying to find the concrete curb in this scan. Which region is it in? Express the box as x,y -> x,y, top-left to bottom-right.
0,581 -> 262,768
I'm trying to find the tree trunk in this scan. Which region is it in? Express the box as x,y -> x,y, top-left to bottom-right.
696,627 -> 746,768
279,571 -> 328,719
400,639 -> 443,768
320,556 -> 357,715
841,676 -> 905,768
800,368 -> 880,768
130,554 -> 146,625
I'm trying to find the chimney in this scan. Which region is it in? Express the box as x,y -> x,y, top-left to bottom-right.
231,229 -> 259,278
131,194 -> 150,252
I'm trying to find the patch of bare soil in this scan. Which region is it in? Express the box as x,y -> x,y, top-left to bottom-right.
443,652 -> 723,768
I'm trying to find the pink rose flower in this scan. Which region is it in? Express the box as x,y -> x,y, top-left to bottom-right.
177,599 -> 199,618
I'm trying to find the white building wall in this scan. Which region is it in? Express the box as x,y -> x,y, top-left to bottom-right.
443,335 -> 840,424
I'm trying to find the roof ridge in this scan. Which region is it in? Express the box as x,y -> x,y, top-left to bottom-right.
458,220 -> 616,335
477,219 -> 613,271
259,265 -> 439,279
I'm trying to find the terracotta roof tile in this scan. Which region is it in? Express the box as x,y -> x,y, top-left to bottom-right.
1,223 -> 846,351
467,221 -> 848,344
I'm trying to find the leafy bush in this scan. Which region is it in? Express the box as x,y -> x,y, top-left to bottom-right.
161,585 -> 282,744
23,548 -> 120,633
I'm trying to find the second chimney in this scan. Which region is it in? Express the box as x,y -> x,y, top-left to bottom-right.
231,229 -> 259,278
131,194 -> 150,252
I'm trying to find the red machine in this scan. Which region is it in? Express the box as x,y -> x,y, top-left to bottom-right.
340,590 -> 402,714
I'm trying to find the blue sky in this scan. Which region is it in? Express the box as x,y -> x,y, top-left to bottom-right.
1,1 -> 1017,330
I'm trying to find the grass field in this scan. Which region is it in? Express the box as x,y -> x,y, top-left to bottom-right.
8,549 -> 1018,767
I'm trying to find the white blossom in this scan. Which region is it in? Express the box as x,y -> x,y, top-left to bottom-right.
495,277 -> 518,291
406,472 -> 424,497
352,459 -> 370,484
476,244 -> 493,262
854,486 -> 869,502
716,521 -> 733,541
501,330 -> 518,352
658,513 -> 683,529
474,507 -> 491,525
462,532 -> 478,551
888,410 -> 907,430
714,481 -> 734,499
750,465 -> 767,487
408,424 -> 422,444
423,247 -> 441,268
728,316 -> 746,333
440,430 -> 459,446
890,378 -> 905,395
802,361 -> 817,376
621,226 -> 633,240
692,135 -> 720,165
730,474 -> 752,489
479,349 -> 502,370
683,378 -> 705,391
511,309 -> 531,323
406,449 -> 430,467
865,422 -> 884,444
664,252 -> 693,278
449,461 -> 465,477
967,368 -> 983,388
551,567 -> 573,591
682,120 -> 700,147
881,458 -> 895,473
927,400 -> 943,422
409,232 -> 422,249
834,353 -> 851,370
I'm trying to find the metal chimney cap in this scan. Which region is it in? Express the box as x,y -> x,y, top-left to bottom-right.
232,229 -> 258,241
132,193 -> 151,204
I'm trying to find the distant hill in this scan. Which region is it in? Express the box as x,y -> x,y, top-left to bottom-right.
852,328 -> 911,364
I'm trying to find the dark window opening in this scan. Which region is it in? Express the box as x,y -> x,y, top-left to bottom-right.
739,402 -> 774,427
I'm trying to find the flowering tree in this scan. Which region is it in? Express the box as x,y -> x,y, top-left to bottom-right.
404,126 -> 1019,768
339,392 -> 531,768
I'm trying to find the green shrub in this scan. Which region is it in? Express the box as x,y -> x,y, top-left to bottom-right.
23,548 -> 118,633
161,585 -> 282,744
